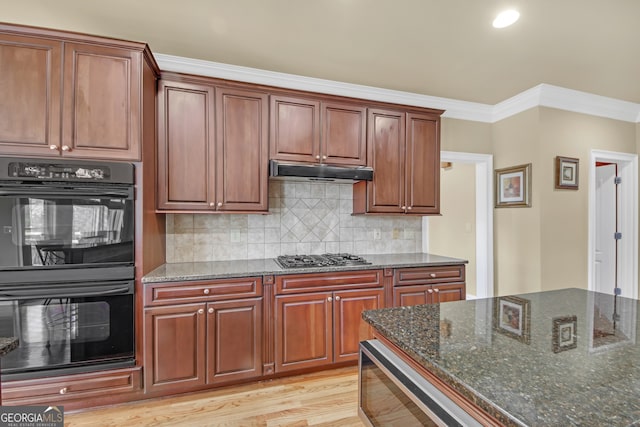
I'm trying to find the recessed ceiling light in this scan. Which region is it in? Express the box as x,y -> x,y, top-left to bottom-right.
493,10 -> 520,28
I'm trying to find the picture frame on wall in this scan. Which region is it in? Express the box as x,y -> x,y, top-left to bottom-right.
555,156 -> 579,190
493,295 -> 531,344
495,163 -> 532,208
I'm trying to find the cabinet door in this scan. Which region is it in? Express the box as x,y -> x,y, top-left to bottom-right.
207,298 -> 263,384
0,34 -> 62,157
321,102 -> 366,166
365,108 -> 406,213
270,95 -> 320,163
144,304 -> 207,394
274,292 -> 332,373
157,80 -> 216,210
393,285 -> 433,307
433,283 -> 465,303
405,112 -> 440,214
333,288 -> 384,362
216,87 -> 268,211
62,43 -> 141,160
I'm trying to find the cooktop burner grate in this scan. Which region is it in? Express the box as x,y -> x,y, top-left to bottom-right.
275,253 -> 371,269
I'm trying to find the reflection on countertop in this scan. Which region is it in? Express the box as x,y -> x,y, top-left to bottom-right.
362,288 -> 640,427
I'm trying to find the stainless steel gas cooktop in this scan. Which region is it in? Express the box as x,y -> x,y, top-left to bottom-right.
275,253 -> 371,269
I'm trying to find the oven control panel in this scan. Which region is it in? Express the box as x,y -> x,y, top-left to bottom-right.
8,161 -> 111,181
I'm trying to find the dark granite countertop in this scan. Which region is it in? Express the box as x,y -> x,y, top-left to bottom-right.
142,252 -> 467,283
0,337 -> 18,357
362,288 -> 640,426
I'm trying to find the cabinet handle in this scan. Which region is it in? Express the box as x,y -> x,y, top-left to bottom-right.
335,295 -> 341,301
401,206 -> 406,209
434,288 -> 440,293
217,202 -> 223,207
427,289 -> 434,294
327,296 -> 332,302
203,289 -> 210,295
61,145 -> 71,152
197,309 -> 204,314
407,206 -> 412,210
208,308 -> 214,314
209,202 -> 215,207
49,145 -> 59,151
430,273 -> 436,278
316,155 -> 320,160
322,155 -> 327,160
59,387 -> 68,395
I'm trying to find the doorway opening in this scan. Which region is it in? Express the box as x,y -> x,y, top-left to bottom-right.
423,151 -> 494,299
588,150 -> 638,299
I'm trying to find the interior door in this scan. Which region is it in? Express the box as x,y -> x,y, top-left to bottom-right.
594,163 -> 617,295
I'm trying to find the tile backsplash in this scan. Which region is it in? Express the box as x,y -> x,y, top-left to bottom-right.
165,180 -> 423,262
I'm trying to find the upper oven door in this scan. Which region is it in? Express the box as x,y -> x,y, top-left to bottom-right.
0,183 -> 134,271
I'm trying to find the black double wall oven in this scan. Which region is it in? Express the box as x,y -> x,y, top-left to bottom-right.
0,157 -> 135,380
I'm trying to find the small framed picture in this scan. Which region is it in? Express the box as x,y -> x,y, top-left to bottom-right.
555,156 -> 579,190
552,315 -> 577,353
493,295 -> 531,344
495,163 -> 532,208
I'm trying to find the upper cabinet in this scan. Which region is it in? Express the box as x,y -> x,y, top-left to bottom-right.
0,25 -> 156,161
353,108 -> 442,215
157,77 -> 269,213
270,95 -> 366,166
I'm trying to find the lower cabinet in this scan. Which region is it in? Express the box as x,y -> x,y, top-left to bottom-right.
275,288 -> 384,373
144,298 -> 262,395
394,283 -> 465,306
393,265 -> 466,307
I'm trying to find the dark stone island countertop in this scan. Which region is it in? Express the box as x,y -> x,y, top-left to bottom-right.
0,337 -> 18,357
362,288 -> 640,427
142,252 -> 467,283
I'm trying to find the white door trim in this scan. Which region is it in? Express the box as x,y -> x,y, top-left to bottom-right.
588,150 -> 638,299
423,151 -> 494,298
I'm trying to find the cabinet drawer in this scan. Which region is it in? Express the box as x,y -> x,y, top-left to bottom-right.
3,367 -> 141,405
146,277 -> 262,305
276,270 -> 383,294
394,265 -> 465,286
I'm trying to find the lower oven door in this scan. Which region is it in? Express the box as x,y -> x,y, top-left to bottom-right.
0,280 -> 134,380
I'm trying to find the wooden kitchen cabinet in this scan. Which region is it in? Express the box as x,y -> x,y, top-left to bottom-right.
393,265 -> 466,306
353,108 -> 442,215
270,95 -> 366,166
143,278 -> 263,396
0,25 -> 155,160
274,270 -> 384,373
157,77 -> 268,212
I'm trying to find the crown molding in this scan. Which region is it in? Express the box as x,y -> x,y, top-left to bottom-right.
155,53 -> 640,124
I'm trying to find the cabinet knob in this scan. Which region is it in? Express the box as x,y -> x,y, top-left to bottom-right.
335,295 -> 341,301
208,308 -> 214,314
407,206 -> 412,210
49,144 -> 59,151
209,202 -> 215,207
401,206 -> 406,210
197,309 -> 204,314
430,273 -> 436,278
434,288 -> 440,293
427,289 -> 434,294
59,387 -> 68,395
315,155 -> 320,160
322,155 -> 327,160
203,289 -> 210,295
61,145 -> 71,152
217,202 -> 223,207
327,296 -> 332,302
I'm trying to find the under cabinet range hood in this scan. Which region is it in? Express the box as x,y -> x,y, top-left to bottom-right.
269,160 -> 373,182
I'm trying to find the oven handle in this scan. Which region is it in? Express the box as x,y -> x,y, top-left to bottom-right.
0,283 -> 133,300
0,186 -> 132,199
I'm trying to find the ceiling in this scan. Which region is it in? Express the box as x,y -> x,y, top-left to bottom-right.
2,0 -> 640,105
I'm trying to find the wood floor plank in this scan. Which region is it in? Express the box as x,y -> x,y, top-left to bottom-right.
65,367 -> 363,427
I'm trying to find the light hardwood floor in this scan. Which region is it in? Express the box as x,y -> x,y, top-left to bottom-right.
65,367 -> 364,427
